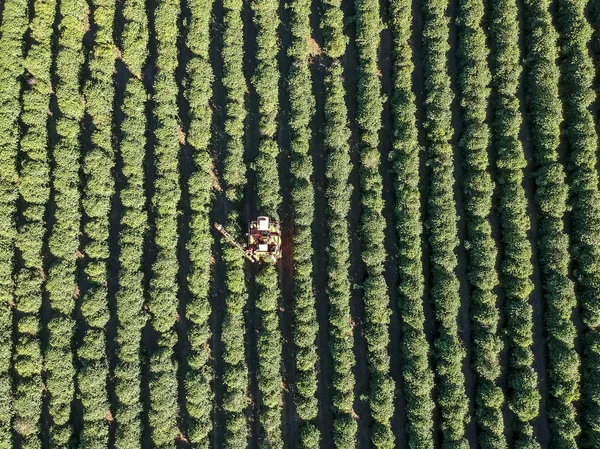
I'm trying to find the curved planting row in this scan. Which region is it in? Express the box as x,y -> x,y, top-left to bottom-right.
320,0 -> 357,446
354,0 -> 395,446
13,1 -> 55,447
148,0 -> 182,445
455,1 -> 505,448
45,0 -> 87,445
78,0 -> 116,444
421,0 -> 470,444
251,0 -> 284,444
114,0 -> 149,447
287,0 -> 319,445
184,0 -> 215,445
488,0 -> 540,446
555,1 -> 600,446
0,0 -> 28,444
389,0 -> 435,446
220,0 -> 250,444
523,0 -> 580,447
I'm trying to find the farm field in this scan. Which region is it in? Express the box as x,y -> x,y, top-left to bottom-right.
0,0 -> 600,447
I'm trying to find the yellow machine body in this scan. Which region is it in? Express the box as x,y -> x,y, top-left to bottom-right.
247,216 -> 282,263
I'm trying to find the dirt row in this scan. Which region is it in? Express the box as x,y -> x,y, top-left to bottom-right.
39,0 -> 64,447
514,0 -> 550,443
307,7 -> 334,449
207,0 -> 228,446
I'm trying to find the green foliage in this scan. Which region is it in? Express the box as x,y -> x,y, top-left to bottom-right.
523,0 -> 580,446
321,36 -> 357,449
354,0 -> 395,446
320,0 -> 347,59
489,0 -> 540,447
12,1 -> 56,447
2,0 -> 597,445
320,3 -> 358,447
115,76 -> 148,449
555,0 -> 600,446
421,0 -> 470,445
184,0 -> 215,445
388,0 -> 435,446
45,0 -> 87,445
252,0 -> 281,218
221,0 -> 250,445
114,1 -> 149,445
298,424 -> 319,449
288,0 -> 319,443
256,265 -> 284,448
221,233 -> 249,449
149,332 -> 179,449
149,0 -> 181,335
121,0 -> 148,78
222,0 -> 247,205
78,0 -> 117,445
251,0 -> 284,445
0,0 -> 28,445
455,1 -> 505,448
148,0 -> 182,445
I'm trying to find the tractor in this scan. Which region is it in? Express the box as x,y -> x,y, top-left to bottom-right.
214,216 -> 282,264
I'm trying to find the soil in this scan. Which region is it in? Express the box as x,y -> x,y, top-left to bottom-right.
39,0 -> 65,445
70,1 -> 98,444
241,0 -> 261,446
487,79 -> 514,449
337,0 -> 372,445
479,0 -> 514,443
556,2 -> 591,440
410,0 -> 432,340
174,0 -> 194,442
552,0 -> 583,369
515,0 -> 551,443
588,0 -> 600,184
413,0 -> 463,445
275,4 -> 299,449
13,65 -> 28,448
445,0 -> 479,445
0,0 -> 5,29
307,5 -> 335,448
377,0 -> 406,444
208,0 -> 229,446
105,4 -> 132,449
407,0 -> 442,442
105,49 -> 130,449
140,0 -> 160,446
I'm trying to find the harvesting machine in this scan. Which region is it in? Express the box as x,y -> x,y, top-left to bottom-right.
214,216 -> 282,264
